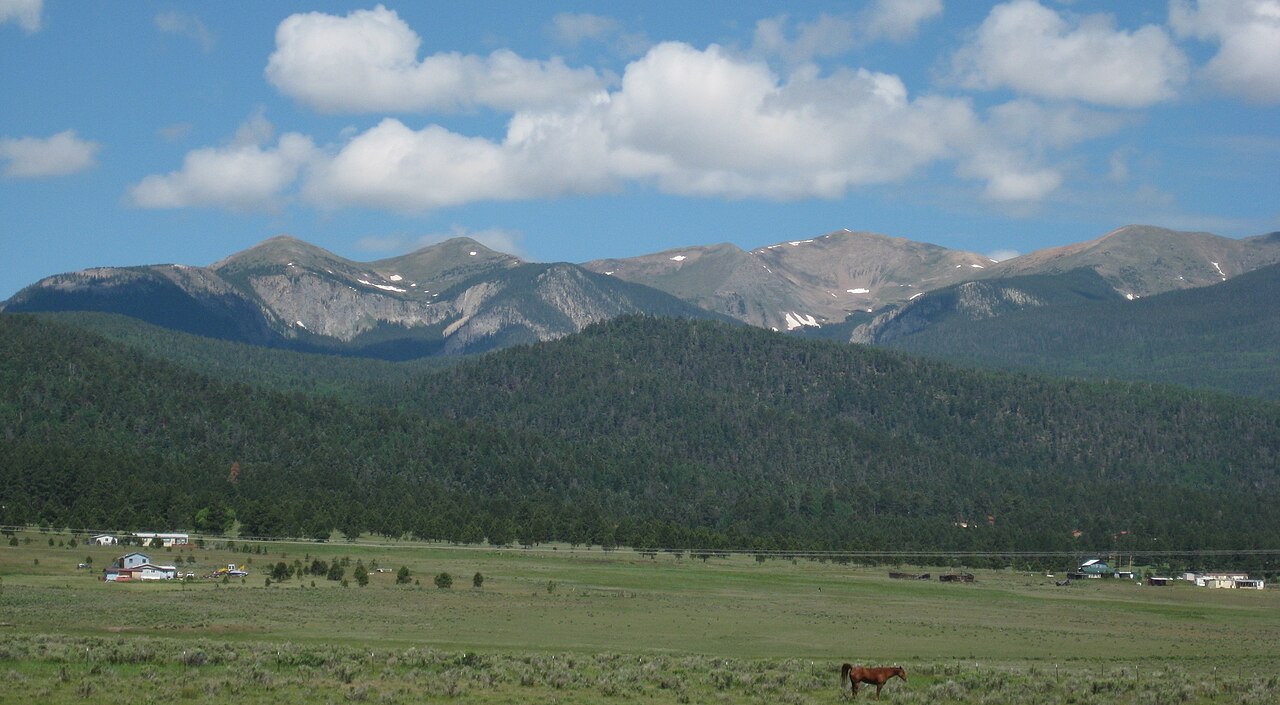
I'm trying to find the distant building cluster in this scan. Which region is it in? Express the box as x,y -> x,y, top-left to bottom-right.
1065,559 -> 1264,590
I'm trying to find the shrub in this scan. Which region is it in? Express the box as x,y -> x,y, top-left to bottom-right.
434,572 -> 452,589
396,566 -> 411,584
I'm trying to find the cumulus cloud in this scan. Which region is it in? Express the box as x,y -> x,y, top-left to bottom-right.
155,24 -> 1129,215
0,130 -> 100,178
0,0 -> 42,33
303,113 -> 614,211
129,116 -> 316,211
605,43 -> 977,198
266,5 -> 606,113
862,0 -> 943,42
155,10 -> 215,52
1170,0 -> 1280,104
953,0 -> 1187,107
301,42 -> 998,209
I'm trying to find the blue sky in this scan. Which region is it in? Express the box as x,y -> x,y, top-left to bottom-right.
2,1 -> 1278,299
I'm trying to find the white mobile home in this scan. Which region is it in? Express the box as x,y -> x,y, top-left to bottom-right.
132,532 -> 190,547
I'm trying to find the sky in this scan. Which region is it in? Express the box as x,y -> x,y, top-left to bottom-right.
2,1 -> 1279,300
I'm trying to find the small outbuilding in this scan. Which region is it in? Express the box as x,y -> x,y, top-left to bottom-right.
91,534 -> 118,545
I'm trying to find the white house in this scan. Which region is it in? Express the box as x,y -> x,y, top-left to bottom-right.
135,564 -> 178,580
119,552 -> 151,569
91,534 -> 118,545
132,532 -> 189,547
104,561 -> 178,582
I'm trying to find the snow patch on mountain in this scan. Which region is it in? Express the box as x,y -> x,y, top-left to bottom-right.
358,279 -> 407,293
784,312 -> 819,330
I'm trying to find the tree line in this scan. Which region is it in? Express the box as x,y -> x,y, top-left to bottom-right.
2,313 -> 1278,574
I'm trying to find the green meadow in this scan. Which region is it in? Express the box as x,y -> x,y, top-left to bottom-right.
2,532 -> 1277,704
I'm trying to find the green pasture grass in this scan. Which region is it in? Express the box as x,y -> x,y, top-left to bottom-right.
2,531 -> 1279,703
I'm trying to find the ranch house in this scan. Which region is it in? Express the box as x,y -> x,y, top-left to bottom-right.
103,563 -> 178,582
118,552 -> 151,569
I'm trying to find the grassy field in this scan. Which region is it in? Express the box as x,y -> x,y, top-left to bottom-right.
2,531 -> 1278,704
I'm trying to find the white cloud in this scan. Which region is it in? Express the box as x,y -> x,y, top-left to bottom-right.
605,43 -> 975,198
303,115 -> 614,211
303,42 -> 991,209
129,117 -> 315,211
862,0 -> 944,42
953,0 -> 1187,107
0,130 -> 100,178
1170,0 -> 1280,104
160,32 -> 1126,214
265,5 -> 606,113
0,0 -> 42,33
988,249 -> 1021,262
155,10 -> 214,52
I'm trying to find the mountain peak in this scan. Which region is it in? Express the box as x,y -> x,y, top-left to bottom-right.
211,235 -> 350,274
370,237 -> 522,289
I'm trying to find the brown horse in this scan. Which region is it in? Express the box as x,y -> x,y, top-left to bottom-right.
841,663 -> 906,699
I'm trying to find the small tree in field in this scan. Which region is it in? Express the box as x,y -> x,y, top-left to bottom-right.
354,563 -> 368,587
434,572 -> 452,589
396,566 -> 411,584
472,572 -> 484,589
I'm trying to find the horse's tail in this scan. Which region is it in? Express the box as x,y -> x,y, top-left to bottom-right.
840,663 -> 852,684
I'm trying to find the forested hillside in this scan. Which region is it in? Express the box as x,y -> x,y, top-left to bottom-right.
883,262 -> 1280,399
2,313 -> 1278,566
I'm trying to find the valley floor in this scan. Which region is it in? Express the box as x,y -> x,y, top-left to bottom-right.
2,532 -> 1277,703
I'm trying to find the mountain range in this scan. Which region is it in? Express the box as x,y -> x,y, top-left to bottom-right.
6,224 -> 1280,376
